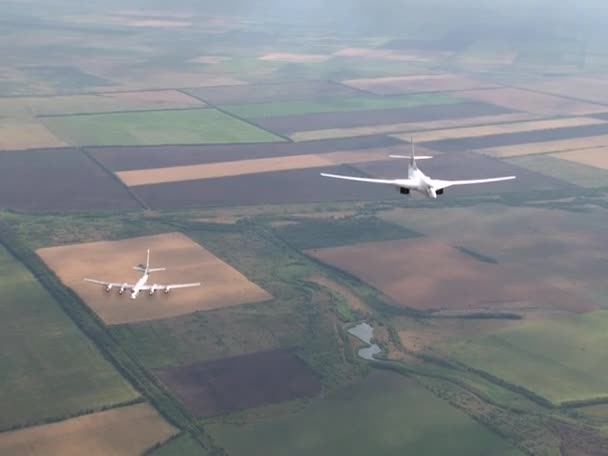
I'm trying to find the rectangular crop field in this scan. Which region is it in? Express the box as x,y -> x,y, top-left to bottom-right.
87,135 -> 403,172
184,80 -> 360,104
455,88 -> 606,116
115,148 -> 402,186
37,232 -> 272,325
0,90 -> 204,117
391,117 -> 606,143
0,118 -> 66,151
251,102 -> 512,135
206,370 -> 523,456
0,403 -> 176,455
289,112 -> 539,141
220,92 -> 465,118
155,349 -> 321,417
552,147 -> 608,171
341,74 -> 500,95
506,154 -> 608,188
308,238 -> 591,314
0,148 -> 141,212
0,244 -> 138,429
439,311 -> 608,404
479,135 -> 608,158
42,109 -> 284,146
518,77 -> 608,104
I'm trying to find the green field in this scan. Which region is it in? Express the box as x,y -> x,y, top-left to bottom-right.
0,244 -> 138,429
206,371 -> 523,456
42,108 -> 284,146
148,433 -> 206,456
274,216 -> 419,250
220,93 -> 464,118
505,155 -> 608,188
439,311 -> 608,404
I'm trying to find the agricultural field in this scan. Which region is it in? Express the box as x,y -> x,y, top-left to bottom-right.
479,135 -> 608,158
0,90 -> 204,117
341,74 -> 500,95
289,112 -> 539,141
506,154 -> 608,188
516,76 -> 608,104
251,101 -> 512,135
155,349 -> 321,417
552,146 -> 608,171
42,108 -> 284,146
0,147 -> 141,212
454,87 -> 607,115
87,135 -> 403,172
438,311 -> 608,404
308,238 -> 589,313
391,116 -> 606,143
0,243 -> 138,430
36,232 -> 271,324
220,92 -> 465,118
0,403 -> 176,456
206,371 -> 524,456
0,118 -> 66,150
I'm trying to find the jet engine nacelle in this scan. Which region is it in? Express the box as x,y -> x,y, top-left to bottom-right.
119,284 -> 127,294
106,284 -> 113,292
436,188 -> 444,195
164,287 -> 171,294
399,187 -> 410,195
149,285 -> 158,295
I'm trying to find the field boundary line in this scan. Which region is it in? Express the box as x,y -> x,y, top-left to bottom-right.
79,148 -> 149,210
505,84 -> 608,108
177,89 -> 294,143
36,106 -> 213,119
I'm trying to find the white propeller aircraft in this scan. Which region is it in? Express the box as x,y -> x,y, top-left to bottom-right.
84,249 -> 201,299
321,141 -> 516,199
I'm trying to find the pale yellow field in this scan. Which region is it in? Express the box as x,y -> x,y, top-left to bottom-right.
116,146 -> 406,186
37,232 -> 272,325
552,147 -> 608,170
479,135 -> 608,158
0,119 -> 67,150
455,88 -> 606,115
289,112 -> 539,141
0,403 -> 177,456
341,74 -> 498,94
391,117 -> 605,143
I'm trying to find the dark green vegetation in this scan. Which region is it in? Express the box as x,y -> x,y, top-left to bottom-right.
0,243 -> 138,430
206,371 -> 524,456
42,109 -> 284,146
147,432 -> 207,456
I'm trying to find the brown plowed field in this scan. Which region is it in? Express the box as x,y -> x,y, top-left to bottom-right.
251,102 -> 513,135
341,74 -> 500,95
480,135 -> 608,158
185,80 -> 360,104
155,349 -> 321,418
37,232 -> 272,325
290,112 -> 540,141
308,239 -> 594,313
130,165 -> 402,210
117,147 -> 405,186
0,148 -> 140,212
392,117 -> 606,143
0,403 -> 177,456
455,88 -> 607,116
87,135 -> 402,172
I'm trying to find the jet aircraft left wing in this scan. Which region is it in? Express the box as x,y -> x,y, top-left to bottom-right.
84,278 -> 134,289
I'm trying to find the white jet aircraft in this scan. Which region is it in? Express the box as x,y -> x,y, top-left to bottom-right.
84,249 -> 200,299
321,141 -> 516,199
